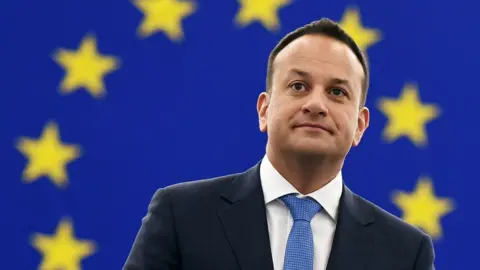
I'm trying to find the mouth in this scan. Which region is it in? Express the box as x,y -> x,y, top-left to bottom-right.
293,123 -> 333,134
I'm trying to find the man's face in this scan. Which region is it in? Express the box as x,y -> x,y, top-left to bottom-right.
257,34 -> 370,158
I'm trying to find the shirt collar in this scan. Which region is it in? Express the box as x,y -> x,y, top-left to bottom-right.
259,154 -> 343,221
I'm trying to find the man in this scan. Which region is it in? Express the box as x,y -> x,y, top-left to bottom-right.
123,18 -> 435,270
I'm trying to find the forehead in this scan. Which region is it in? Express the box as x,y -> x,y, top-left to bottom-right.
273,34 -> 364,83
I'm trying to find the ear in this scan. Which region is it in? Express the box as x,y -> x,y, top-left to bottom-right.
257,92 -> 270,132
352,106 -> 370,147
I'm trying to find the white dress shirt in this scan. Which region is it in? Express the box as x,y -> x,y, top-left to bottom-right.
259,155 -> 343,270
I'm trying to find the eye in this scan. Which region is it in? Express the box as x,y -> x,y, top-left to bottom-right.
329,87 -> 347,97
290,82 -> 307,92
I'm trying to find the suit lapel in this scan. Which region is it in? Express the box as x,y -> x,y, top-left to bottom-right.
326,185 -> 375,270
218,162 -> 274,270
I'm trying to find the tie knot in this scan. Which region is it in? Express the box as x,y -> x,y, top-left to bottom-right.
280,194 -> 321,222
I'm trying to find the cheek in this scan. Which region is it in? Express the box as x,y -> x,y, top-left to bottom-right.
346,112 -> 359,136
337,110 -> 358,137
267,106 -> 282,130
267,100 -> 296,130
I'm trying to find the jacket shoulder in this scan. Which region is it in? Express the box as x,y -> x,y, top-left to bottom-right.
353,193 -> 435,268
354,193 -> 430,241
150,171 -> 241,206
167,172 -> 239,192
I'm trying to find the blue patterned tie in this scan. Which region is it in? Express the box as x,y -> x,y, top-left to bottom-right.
280,194 -> 322,270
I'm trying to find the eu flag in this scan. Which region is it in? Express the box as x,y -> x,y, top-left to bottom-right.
1,0 -> 476,268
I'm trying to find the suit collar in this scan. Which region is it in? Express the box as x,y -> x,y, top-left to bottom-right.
218,161 -> 376,270
218,161 -> 274,270
326,185 -> 375,270
341,185 -> 375,225
219,160 -> 263,204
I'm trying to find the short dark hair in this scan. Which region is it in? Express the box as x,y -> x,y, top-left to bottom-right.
266,18 -> 370,107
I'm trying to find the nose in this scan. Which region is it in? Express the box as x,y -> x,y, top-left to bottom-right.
301,92 -> 328,117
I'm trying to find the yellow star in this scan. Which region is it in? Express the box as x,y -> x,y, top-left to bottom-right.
133,0 -> 196,41
53,35 -> 120,98
392,177 -> 454,239
338,7 -> 381,52
31,218 -> 97,270
234,0 -> 291,32
16,122 -> 81,187
377,84 -> 440,147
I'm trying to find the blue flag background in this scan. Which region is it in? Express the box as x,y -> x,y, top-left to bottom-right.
1,0 -> 477,269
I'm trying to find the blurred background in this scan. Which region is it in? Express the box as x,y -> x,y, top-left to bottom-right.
1,0 -> 477,269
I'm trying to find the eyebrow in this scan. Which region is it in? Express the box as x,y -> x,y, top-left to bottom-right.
288,68 -> 352,89
288,68 -> 313,80
329,78 -> 351,88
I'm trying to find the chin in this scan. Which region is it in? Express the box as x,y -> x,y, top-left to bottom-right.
288,141 -> 333,156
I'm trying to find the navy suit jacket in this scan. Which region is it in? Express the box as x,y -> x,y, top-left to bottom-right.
123,162 -> 435,270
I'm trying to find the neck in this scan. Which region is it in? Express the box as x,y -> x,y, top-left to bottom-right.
266,144 -> 344,194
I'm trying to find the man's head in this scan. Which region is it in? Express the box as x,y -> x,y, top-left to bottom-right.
257,18 -> 370,159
